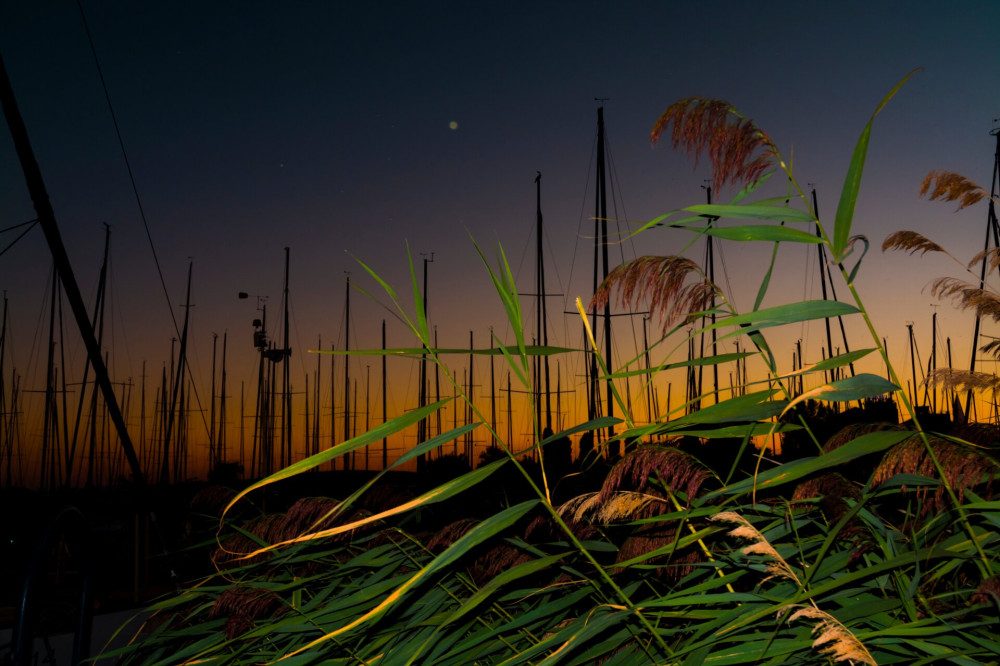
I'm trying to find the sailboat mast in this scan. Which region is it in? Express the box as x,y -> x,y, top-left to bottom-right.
343,273 -> 351,470
596,104 -> 613,445
965,128 -> 1000,420
220,331 -> 227,464
161,262 -> 192,485
282,247 -> 291,468
0,52 -> 144,488
381,320 -> 387,470
535,172 -> 552,431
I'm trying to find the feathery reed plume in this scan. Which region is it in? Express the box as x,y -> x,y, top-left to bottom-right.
926,368 -> 1000,397
949,422 -> 1000,448
872,434 -> 999,516
968,247 -> 1000,274
210,586 -> 287,639
791,472 -> 860,508
557,492 -> 602,524
971,574 -> 1000,607
557,490 -> 667,524
881,230 -> 945,256
591,256 -> 717,334
929,277 -> 1000,322
189,485 -> 237,517
616,524 -> 702,581
523,514 -> 601,543
599,444 -> 712,507
823,422 -> 903,453
709,512 -> 800,585
787,606 -> 876,665
979,338 -> 1000,358
426,518 -> 475,553
920,170 -> 989,210
651,97 -> 777,192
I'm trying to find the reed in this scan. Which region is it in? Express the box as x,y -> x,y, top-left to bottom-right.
109,74 -> 1000,665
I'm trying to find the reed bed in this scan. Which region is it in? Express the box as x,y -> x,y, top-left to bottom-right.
109,72 -> 1000,665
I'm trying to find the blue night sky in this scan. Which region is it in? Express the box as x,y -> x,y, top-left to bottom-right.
1,1 -> 999,473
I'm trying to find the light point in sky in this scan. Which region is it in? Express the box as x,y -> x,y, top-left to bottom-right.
449,121 -> 458,130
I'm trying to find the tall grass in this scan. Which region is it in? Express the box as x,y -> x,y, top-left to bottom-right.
110,73 -> 1000,665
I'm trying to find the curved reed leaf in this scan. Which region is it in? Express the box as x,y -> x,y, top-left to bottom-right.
780,373 -> 899,417
222,398 -> 453,519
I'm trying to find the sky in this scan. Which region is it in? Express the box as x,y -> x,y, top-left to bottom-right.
1,1 -> 999,480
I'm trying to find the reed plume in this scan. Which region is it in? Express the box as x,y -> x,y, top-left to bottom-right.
872,434 -> 998,516
823,422 -> 903,453
787,606 -> 876,665
926,368 -> 1000,397
920,170 -> 990,210
210,586 -> 287,639
651,97 -> 777,192
880,230 -> 945,256
968,247 -> 1000,274
591,256 -> 717,334
710,511 -> 800,585
557,490 -> 667,524
929,277 -> 1000,322
599,444 -> 712,507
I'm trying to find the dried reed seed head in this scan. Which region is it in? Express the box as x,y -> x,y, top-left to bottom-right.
472,543 -> 531,585
281,496 -> 340,534
595,491 -> 669,523
881,230 -> 945,256
557,492 -> 603,524
426,518 -> 476,553
791,473 -> 860,503
920,170 -> 989,211
710,511 -> 799,584
598,444 -> 712,507
823,421 -> 903,452
872,435 -> 999,515
591,256 -> 718,334
615,525 -> 703,581
968,247 -> 1000,273
980,338 -> 1000,359
929,277 -> 1000,322
523,514 -> 602,542
949,422 -> 1000,448
971,574 -> 1000,606
926,368 -> 1000,396
651,97 -> 777,192
787,606 -> 876,665
189,485 -> 237,517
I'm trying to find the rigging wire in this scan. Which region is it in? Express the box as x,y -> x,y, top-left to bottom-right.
75,0 -> 180,337
0,220 -> 38,260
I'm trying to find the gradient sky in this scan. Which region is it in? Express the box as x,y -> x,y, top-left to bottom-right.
2,1 -> 999,476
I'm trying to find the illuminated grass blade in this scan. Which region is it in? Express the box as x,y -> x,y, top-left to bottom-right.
279,500 -> 539,661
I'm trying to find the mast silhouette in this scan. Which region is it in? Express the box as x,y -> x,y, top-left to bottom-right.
535,173 -> 552,433
0,51 -> 145,490
965,126 -> 1000,422
343,273 -> 351,470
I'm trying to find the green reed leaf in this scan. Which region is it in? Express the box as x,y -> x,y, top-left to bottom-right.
704,430 -> 911,500
223,398 -> 451,518
691,224 -> 822,244
832,69 -> 918,260
683,203 -> 816,223
781,373 -> 900,417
